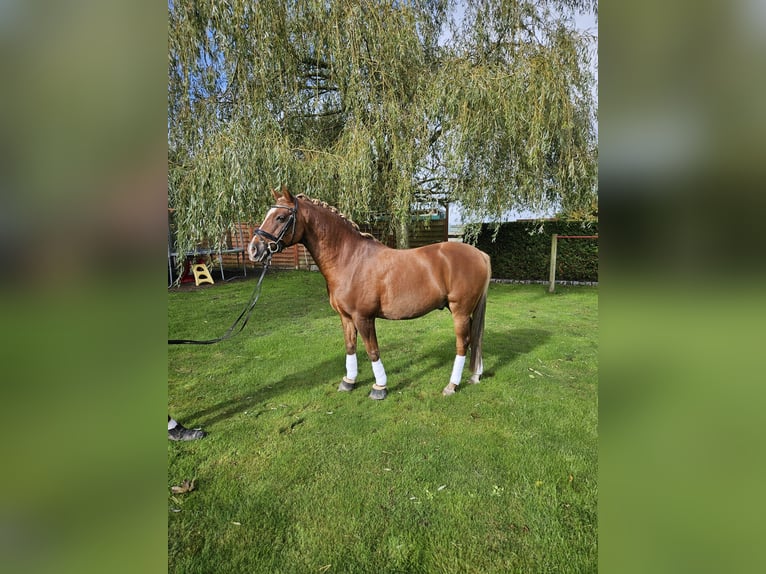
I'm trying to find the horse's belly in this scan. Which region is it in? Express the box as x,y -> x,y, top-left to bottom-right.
377,285 -> 445,320
378,307 -> 435,320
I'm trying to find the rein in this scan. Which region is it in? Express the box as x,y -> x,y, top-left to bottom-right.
168,260 -> 270,345
168,197 -> 298,346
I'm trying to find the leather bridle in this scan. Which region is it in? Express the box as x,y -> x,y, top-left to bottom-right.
252,197 -> 299,260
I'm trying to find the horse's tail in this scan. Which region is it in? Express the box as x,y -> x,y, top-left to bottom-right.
469,254 -> 491,375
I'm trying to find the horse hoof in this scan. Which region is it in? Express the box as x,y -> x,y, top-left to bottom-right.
368,386 -> 387,400
338,378 -> 356,392
442,383 -> 458,396
468,376 -> 481,384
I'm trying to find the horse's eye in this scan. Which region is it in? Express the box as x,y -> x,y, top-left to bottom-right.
276,215 -> 286,222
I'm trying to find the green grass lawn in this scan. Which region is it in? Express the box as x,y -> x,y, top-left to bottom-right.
169,271 -> 597,573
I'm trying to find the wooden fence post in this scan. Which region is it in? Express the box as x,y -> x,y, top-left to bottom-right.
548,234 -> 558,293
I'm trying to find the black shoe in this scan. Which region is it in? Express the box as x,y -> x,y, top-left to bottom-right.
168,424 -> 206,441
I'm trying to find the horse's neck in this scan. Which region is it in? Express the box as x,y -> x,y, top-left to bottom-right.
300,205 -> 364,274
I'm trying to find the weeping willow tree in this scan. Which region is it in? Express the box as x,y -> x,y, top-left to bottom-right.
168,0 -> 597,254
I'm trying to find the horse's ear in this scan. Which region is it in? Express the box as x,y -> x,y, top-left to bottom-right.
271,188 -> 280,201
281,185 -> 293,202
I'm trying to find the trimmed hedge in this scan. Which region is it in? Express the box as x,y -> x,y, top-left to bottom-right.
474,220 -> 598,282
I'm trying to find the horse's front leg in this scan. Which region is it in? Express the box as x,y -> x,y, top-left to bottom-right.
357,316 -> 387,400
338,313 -> 358,392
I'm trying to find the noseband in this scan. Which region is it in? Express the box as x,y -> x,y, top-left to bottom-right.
253,198 -> 299,258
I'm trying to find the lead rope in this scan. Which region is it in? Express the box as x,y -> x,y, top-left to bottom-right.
168,260 -> 270,345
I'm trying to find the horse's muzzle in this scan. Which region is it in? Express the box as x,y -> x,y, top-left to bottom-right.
248,237 -> 267,263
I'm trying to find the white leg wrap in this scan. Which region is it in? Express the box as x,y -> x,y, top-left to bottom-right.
168,418 -> 178,430
470,357 -> 483,383
345,353 -> 358,381
371,359 -> 387,387
450,354 -> 467,385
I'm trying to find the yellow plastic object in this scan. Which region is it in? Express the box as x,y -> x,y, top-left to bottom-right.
192,263 -> 214,286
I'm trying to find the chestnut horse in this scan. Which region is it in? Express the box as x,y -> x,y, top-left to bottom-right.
248,188 -> 491,399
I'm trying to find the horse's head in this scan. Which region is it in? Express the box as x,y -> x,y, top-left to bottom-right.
248,186 -> 301,263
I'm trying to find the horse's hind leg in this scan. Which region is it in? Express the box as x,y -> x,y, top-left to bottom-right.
443,313 -> 470,396
468,359 -> 483,383
338,313 -> 358,392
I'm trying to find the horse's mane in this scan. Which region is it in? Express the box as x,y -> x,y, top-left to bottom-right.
296,194 -> 376,240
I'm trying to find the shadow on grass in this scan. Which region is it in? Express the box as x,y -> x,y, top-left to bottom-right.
484,327 -> 552,366
186,356 -> 340,428
383,327 -> 551,392
302,326 -> 546,405
186,327 -> 550,427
